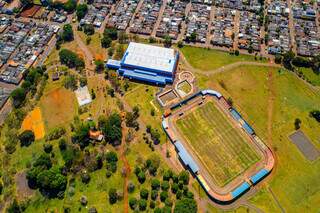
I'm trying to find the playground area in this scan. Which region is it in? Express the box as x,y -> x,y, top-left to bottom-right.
175,100 -> 261,187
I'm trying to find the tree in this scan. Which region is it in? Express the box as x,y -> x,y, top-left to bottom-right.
101,36 -> 112,48
160,191 -> 168,202
106,151 -> 118,163
76,4 -> 88,20
19,130 -> 35,147
95,60 -> 105,72
164,35 -> 172,47
33,153 -> 52,169
309,110 -> 320,122
177,41 -> 184,48
139,199 -> 147,211
171,183 -> 179,194
104,28 -> 118,40
11,87 -> 26,108
61,24 -> 74,42
283,50 -> 295,70
137,171 -> 146,184
149,36 -> 156,43
129,197 -> 137,210
43,143 -> 53,153
189,32 -> 197,42
59,138 -> 67,150
83,24 -> 95,35
294,118 -> 301,130
36,166 -> 67,197
108,188 -> 118,204
178,171 -> 189,185
174,198 -> 197,213
151,179 -> 160,190
59,49 -> 84,70
118,31 -> 128,44
151,190 -> 158,200
275,54 -> 282,64
127,182 -> 135,193
140,188 -> 149,199
63,0 -> 77,13
101,113 -> 122,145
161,181 -> 170,191
235,50 -> 240,56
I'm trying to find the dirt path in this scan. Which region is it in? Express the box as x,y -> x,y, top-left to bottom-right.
120,125 -> 131,213
267,63 -> 275,148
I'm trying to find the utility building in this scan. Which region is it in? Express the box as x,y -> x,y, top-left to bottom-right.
106,42 -> 179,85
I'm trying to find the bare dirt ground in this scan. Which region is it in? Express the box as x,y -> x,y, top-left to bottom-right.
15,172 -> 34,201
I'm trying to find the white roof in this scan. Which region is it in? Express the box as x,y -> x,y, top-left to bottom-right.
122,42 -> 176,73
75,86 -> 92,106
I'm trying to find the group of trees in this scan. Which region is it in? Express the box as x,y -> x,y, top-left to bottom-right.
59,49 -> 85,70
101,27 -> 118,48
129,162 -> 196,212
146,125 -> 161,145
98,113 -> 122,145
11,66 -> 46,108
56,24 -> 74,49
26,154 -> 67,198
278,51 -> 320,75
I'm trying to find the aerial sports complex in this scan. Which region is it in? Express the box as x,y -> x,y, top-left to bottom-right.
162,89 -> 275,203
106,42 -> 179,85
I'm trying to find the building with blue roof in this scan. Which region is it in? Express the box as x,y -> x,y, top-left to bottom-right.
106,42 -> 178,85
174,141 -> 199,174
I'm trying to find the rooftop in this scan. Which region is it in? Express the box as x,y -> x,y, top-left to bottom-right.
121,42 -> 176,73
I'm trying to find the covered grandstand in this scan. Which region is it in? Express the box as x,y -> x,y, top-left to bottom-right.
162,89 -> 275,203
106,42 -> 179,85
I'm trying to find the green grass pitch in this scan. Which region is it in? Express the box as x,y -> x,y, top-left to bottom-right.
176,101 -> 261,187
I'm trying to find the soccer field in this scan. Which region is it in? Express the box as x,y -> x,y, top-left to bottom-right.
176,101 -> 261,187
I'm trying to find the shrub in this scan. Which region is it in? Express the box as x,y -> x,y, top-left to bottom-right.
138,199 -> 147,211
151,179 -> 160,190
140,188 -> 149,199
108,188 -> 118,204
150,200 -> 155,209
46,127 -> 66,141
137,171 -> 146,184
127,182 -> 135,193
19,130 -> 35,147
43,143 -> 53,153
178,171 -> 189,185
160,191 -> 168,202
161,181 -> 170,191
151,190 -> 158,200
81,172 -> 91,184
129,197 -> 137,210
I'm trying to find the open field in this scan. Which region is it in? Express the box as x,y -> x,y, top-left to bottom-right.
195,64 -> 320,212
176,101 -> 261,187
180,46 -> 265,71
39,87 -> 78,130
21,107 -> 45,140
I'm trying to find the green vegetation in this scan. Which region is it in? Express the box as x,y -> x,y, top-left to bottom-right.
196,64 -> 320,212
180,46 -> 264,71
176,101 -> 261,187
76,4 -> 88,20
59,49 -> 85,70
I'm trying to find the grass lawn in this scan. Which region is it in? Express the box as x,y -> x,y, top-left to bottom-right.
176,101 -> 261,187
180,46 -> 266,71
295,67 -> 320,87
177,80 -> 192,94
124,84 -> 166,143
196,64 -> 320,212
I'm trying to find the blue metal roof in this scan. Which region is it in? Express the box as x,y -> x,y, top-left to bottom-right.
230,109 -> 242,121
106,59 -> 121,69
242,122 -> 255,135
250,169 -> 269,185
231,182 -> 250,198
174,141 -> 199,173
120,68 -> 173,85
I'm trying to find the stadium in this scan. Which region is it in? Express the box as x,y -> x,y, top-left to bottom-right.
162,89 -> 275,203
106,42 -> 179,85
